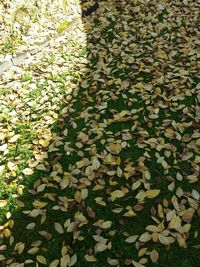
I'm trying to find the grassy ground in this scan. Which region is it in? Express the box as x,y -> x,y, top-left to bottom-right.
0,0 -> 200,266
0,0 -> 80,59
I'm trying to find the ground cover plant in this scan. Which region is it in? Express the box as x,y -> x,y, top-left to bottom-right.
0,0 -> 200,266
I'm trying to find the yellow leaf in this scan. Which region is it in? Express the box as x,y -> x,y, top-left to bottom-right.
26,223 -> 35,230
36,164 -> 46,171
3,228 -> 12,237
138,247 -> 148,257
125,235 -> 138,243
61,255 -> 70,267
60,177 -> 69,190
84,254 -> 97,262
132,260 -> 145,267
61,246 -> 68,256
81,188 -> 88,200
39,139 -> 50,148
27,247 -> 39,255
152,232 -> 158,242
112,207 -> 123,213
107,258 -> 119,265
182,223 -> 191,233
0,144 -> 7,152
69,254 -> 77,266
22,168 -> 33,175
14,242 -> 25,254
139,232 -> 151,242
95,243 -> 108,252
156,50 -> 168,60
95,197 -> 106,206
101,221 -> 112,229
145,225 -> 160,232
29,209 -> 40,218
177,236 -> 186,247
55,222 -> 64,234
0,200 -> 7,208
150,249 -> 159,263
74,211 -> 88,223
76,160 -> 85,169
92,158 -> 101,170
110,190 -> 125,201
6,219 -> 14,228
33,200 -> 48,209
37,255 -> 47,265
158,234 -> 170,245
146,189 -> 160,199
168,216 -> 181,230
123,209 -> 136,217
49,259 -> 60,267
116,166 -> 123,177
106,143 -> 122,154
37,184 -> 46,193
0,255 -> 6,261
132,181 -> 141,190
139,258 -> 148,265
135,191 -> 146,201
0,165 -> 5,174
8,134 -> 21,143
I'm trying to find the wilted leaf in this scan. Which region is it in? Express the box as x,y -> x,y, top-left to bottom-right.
27,247 -> 39,255
95,243 -> 108,253
0,200 -> 7,208
0,255 -> 6,261
84,254 -> 97,262
37,255 -> 47,265
139,232 -> 151,243
55,222 -> 64,234
125,235 -> 138,243
146,189 -> 160,199
110,190 -> 125,201
26,223 -> 36,230
101,221 -> 112,229
150,249 -> 159,263
132,260 -> 145,267
107,258 -> 119,266
69,254 -> 77,266
49,259 -> 60,267
22,168 -> 33,175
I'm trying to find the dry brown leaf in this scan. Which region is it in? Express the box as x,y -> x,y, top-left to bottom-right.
150,249 -> 159,263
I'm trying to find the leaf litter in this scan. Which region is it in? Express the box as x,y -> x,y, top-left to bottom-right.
0,0 -> 200,266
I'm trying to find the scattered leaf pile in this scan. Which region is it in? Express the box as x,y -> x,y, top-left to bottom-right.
0,0 -> 80,59
0,0 -> 200,266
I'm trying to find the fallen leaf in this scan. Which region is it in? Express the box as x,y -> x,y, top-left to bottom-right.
37,255 -> 47,265
55,222 -> 64,234
22,168 -> 34,175
125,235 -> 138,243
0,200 -> 7,208
150,249 -> 159,263
84,254 -> 97,262
110,190 -> 125,201
146,189 -> 160,199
